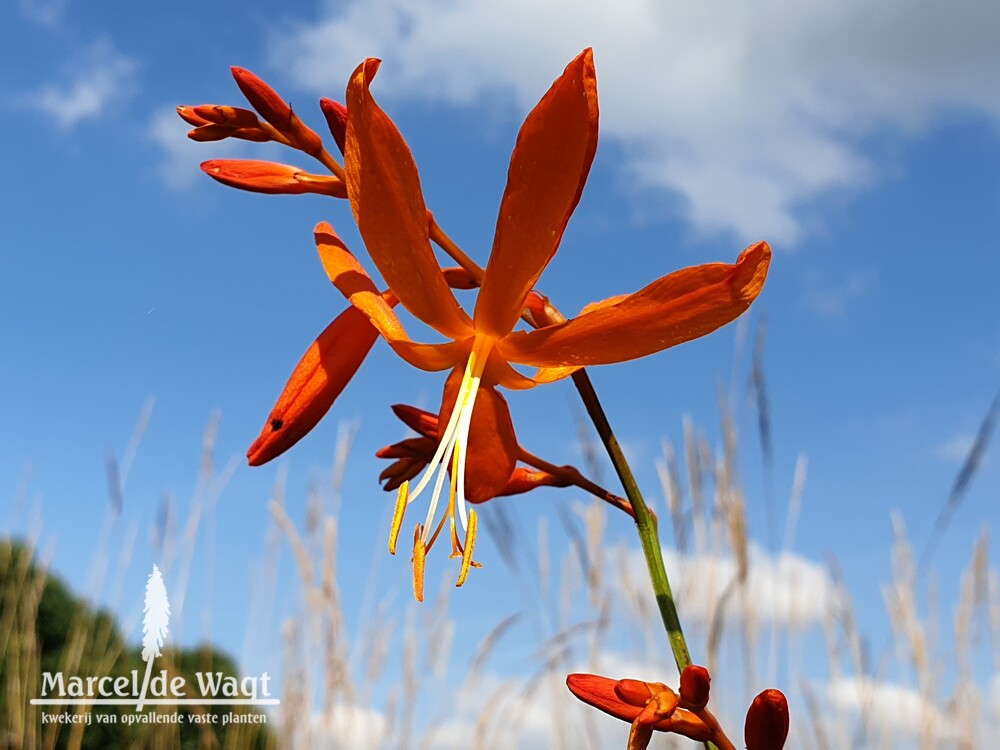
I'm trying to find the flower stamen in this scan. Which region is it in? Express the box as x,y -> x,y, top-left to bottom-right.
456,509 -> 478,587
412,523 -> 426,602
388,480 -> 408,555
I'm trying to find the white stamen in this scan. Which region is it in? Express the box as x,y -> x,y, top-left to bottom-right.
405,336 -> 490,546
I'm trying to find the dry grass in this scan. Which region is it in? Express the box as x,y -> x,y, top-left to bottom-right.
4,388 -> 999,748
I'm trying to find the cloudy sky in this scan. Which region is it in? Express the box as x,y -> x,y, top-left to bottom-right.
3,0 -> 1000,745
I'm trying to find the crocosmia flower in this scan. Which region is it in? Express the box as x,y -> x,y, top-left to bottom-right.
314,48 -> 770,599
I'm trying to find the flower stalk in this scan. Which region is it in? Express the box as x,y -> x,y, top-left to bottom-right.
570,369 -> 692,672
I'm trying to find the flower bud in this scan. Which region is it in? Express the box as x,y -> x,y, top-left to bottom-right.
191,104 -> 261,128
679,665 -> 711,710
745,689 -> 789,750
231,67 -> 291,130
201,159 -> 346,197
320,98 -> 348,155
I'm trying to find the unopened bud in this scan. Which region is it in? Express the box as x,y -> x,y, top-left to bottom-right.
679,665 -> 711,710
191,104 -> 261,128
201,159 -> 345,197
320,98 -> 348,155
231,67 -> 291,130
745,689 -> 789,750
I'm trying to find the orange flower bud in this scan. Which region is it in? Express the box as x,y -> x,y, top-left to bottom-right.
744,689 -> 789,750
187,124 -> 271,143
679,665 -> 711,710
201,159 -> 347,197
191,104 -> 261,129
231,67 -> 291,131
177,106 -> 211,127
319,98 -> 348,155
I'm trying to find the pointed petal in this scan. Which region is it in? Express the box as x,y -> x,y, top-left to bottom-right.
345,59 -> 473,339
247,307 -> 377,466
438,371 -> 517,504
390,404 -> 439,439
315,223 -> 469,372
474,49 -> 599,338
500,242 -> 771,367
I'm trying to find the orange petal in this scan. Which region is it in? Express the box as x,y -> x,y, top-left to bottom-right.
438,371 -> 518,504
500,241 -> 771,367
474,49 -> 599,338
344,59 -> 473,340
314,223 -> 469,372
247,306 -> 378,466
202,160 -> 346,197
390,404 -> 439,439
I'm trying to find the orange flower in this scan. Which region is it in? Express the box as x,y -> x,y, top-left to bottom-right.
319,48 -> 771,598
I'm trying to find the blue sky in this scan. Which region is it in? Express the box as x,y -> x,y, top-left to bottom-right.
4,0 -> 1000,744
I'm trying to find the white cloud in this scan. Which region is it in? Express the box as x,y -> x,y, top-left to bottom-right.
307,703 -> 392,749
268,0 -> 1000,244
655,544 -> 838,630
822,677 -> 979,747
18,0 -> 67,27
25,39 -> 139,129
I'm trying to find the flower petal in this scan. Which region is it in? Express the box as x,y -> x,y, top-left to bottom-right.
474,48 -> 599,338
345,59 -> 473,340
315,223 -> 469,372
500,242 -> 771,367
438,371 -> 518,504
247,306 -> 377,466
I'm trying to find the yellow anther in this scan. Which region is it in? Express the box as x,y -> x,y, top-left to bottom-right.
412,523 -> 426,603
388,480 -> 409,555
455,509 -> 479,587
449,448 -> 462,559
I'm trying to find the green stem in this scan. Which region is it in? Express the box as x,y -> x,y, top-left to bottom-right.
570,369 -> 692,673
